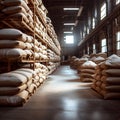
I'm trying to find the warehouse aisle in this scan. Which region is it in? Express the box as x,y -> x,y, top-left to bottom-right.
0,65 -> 120,120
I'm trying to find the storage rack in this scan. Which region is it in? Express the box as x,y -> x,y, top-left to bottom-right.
0,0 -> 61,106
0,0 -> 61,71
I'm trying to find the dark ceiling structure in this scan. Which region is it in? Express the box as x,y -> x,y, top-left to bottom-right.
43,0 -> 90,40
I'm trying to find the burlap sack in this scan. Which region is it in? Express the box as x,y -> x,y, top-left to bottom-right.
101,76 -> 120,85
81,72 -> 94,78
100,54 -> 120,69
95,86 -> 101,93
95,81 -> 102,87
1,0 -> 29,12
94,56 -> 105,64
81,61 -> 97,69
7,12 -> 29,23
0,72 -> 28,87
101,83 -> 120,92
80,77 -> 94,82
104,92 -> 120,99
0,84 -> 27,95
0,48 -> 27,59
25,43 -> 33,50
12,68 -> 33,81
96,52 -> 107,58
0,90 -> 29,106
102,69 -> 120,76
0,28 -> 27,41
82,69 -> 94,74
2,6 -> 27,15
26,79 -> 32,87
0,40 -> 25,49
27,83 -> 37,95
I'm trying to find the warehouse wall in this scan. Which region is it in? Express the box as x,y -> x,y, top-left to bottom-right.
76,0 -> 120,57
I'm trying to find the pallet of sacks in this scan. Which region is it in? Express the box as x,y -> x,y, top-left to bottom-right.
80,61 -> 97,82
77,56 -> 89,74
0,68 -> 34,106
92,54 -> 120,99
0,28 -> 34,61
91,62 -> 103,94
91,53 -> 106,94
100,54 -> 120,99
0,0 -> 34,29
70,56 -> 77,68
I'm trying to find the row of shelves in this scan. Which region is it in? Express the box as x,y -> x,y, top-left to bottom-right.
0,0 -> 61,56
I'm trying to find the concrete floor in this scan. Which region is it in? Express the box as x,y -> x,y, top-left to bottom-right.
0,65 -> 120,120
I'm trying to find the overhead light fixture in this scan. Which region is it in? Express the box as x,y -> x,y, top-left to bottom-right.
64,23 -> 75,26
64,31 -> 73,34
63,8 -> 79,11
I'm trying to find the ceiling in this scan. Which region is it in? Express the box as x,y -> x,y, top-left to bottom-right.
43,0 -> 91,41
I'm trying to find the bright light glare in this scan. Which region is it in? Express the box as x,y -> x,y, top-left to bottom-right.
64,23 -> 75,26
65,35 -> 74,44
64,31 -> 73,34
63,8 -> 79,11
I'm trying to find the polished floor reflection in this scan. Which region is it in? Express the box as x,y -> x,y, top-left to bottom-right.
0,65 -> 120,120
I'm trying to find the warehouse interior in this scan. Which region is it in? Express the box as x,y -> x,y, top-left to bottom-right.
0,0 -> 120,120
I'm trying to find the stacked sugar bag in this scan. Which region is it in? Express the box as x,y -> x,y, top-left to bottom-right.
96,52 -> 107,58
38,43 -> 48,60
93,56 -> 105,64
47,62 -> 60,74
90,52 -> 106,64
99,54 -> 120,99
70,56 -> 77,68
19,63 -> 48,95
91,57 -> 105,91
35,0 -> 48,22
72,58 -> 80,69
0,0 -> 34,29
34,63 -> 48,81
0,28 -> 34,61
90,53 -> 106,93
77,57 -> 89,74
47,49 -> 60,62
80,61 -> 97,82
91,63 -> 103,93
0,68 -> 33,106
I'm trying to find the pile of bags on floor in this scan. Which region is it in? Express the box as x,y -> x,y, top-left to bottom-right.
76,55 -> 89,74
80,61 -> 97,82
70,53 -> 120,99
70,55 -> 89,69
92,54 -> 120,99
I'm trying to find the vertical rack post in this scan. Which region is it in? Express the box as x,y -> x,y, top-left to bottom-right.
33,0 -> 36,71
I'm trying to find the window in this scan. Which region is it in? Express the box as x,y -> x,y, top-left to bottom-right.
93,44 -> 96,53
87,46 -> 89,54
116,0 -> 120,5
100,3 -> 107,20
116,32 -> 120,50
92,18 -> 95,29
87,27 -> 90,34
101,38 -> 107,52
65,35 -> 74,44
